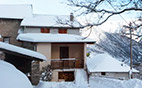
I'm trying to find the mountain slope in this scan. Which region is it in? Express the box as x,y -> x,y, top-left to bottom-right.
88,32 -> 142,65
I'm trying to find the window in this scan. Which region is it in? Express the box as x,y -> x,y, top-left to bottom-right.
59,71 -> 74,81
101,72 -> 106,75
3,37 -> 10,43
60,46 -> 69,59
41,28 -> 50,33
58,29 -> 67,34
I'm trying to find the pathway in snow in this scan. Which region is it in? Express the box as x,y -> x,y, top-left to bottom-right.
75,69 -> 88,88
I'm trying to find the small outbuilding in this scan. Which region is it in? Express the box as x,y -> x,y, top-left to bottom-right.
87,53 -> 139,79
0,42 -> 47,85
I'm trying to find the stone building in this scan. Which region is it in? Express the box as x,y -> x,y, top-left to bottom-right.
0,4 -> 32,46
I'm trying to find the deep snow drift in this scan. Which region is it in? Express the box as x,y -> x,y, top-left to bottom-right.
0,60 -> 32,88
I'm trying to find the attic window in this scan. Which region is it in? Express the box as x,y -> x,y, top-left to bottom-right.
101,72 -> 106,75
41,28 -> 50,33
58,29 -> 67,34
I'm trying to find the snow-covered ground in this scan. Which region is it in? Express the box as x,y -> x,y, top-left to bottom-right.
35,69 -> 142,88
0,60 -> 32,88
35,76 -> 142,88
90,77 -> 142,88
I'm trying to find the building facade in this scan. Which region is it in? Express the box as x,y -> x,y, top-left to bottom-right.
17,14 -> 95,82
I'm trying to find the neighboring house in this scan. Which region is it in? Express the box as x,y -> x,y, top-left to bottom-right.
0,4 -> 32,46
0,42 -> 47,85
87,53 -> 139,79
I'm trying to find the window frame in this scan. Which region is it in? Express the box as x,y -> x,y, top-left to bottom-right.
3,37 -> 10,44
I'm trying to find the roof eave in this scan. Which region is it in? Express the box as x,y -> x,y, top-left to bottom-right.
21,25 -> 80,29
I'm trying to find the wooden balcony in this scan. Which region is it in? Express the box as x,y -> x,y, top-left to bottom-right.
51,58 -> 76,69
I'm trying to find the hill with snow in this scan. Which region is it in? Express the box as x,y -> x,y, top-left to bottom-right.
88,32 -> 142,65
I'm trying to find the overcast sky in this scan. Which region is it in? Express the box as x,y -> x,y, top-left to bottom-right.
0,0 -> 140,34
0,0 -> 72,15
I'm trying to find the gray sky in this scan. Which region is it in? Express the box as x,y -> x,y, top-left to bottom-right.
0,0 -> 72,15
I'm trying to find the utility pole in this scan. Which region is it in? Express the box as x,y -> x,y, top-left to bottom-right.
129,22 -> 133,79
123,23 -> 133,79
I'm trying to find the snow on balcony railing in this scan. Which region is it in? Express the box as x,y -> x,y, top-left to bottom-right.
51,58 -> 76,69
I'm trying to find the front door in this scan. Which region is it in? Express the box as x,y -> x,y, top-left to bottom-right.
60,46 -> 69,59
60,46 -> 69,68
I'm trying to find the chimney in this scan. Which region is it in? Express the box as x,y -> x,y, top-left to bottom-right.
70,13 -> 74,21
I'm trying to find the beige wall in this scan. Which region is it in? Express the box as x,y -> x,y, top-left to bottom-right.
36,43 -> 51,70
0,19 -> 22,46
52,71 -> 58,81
51,43 -> 84,59
51,43 -> 84,68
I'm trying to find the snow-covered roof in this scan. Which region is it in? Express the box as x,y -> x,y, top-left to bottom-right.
17,33 -> 96,43
21,14 -> 80,28
0,42 -> 47,61
0,4 -> 32,19
87,53 -> 138,72
0,60 -> 32,88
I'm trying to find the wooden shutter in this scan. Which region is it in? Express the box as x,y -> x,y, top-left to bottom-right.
58,29 -> 67,33
41,28 -> 50,33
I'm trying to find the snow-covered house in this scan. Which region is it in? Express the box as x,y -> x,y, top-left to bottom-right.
87,53 -> 139,79
0,42 -> 47,85
17,33 -> 95,81
17,13 -> 95,82
0,4 -> 32,46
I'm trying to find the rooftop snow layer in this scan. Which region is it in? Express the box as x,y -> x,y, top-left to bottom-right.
17,33 -> 96,43
21,14 -> 80,27
0,42 -> 47,61
0,4 -> 32,19
87,53 -> 138,72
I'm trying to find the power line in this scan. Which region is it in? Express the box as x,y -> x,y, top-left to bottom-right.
106,0 -> 129,25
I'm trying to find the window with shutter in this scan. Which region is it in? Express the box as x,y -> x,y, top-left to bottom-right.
58,29 -> 67,34
40,28 -> 50,33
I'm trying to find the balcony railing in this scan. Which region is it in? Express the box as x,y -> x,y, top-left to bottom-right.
51,58 -> 76,69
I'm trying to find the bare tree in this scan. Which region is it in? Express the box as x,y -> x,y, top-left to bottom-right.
121,18 -> 142,43
64,0 -> 142,28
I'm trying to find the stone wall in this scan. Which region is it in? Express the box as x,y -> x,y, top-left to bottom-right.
0,19 -> 22,46
31,60 -> 40,85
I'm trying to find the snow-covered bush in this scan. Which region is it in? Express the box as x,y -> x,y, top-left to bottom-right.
40,65 -> 53,81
